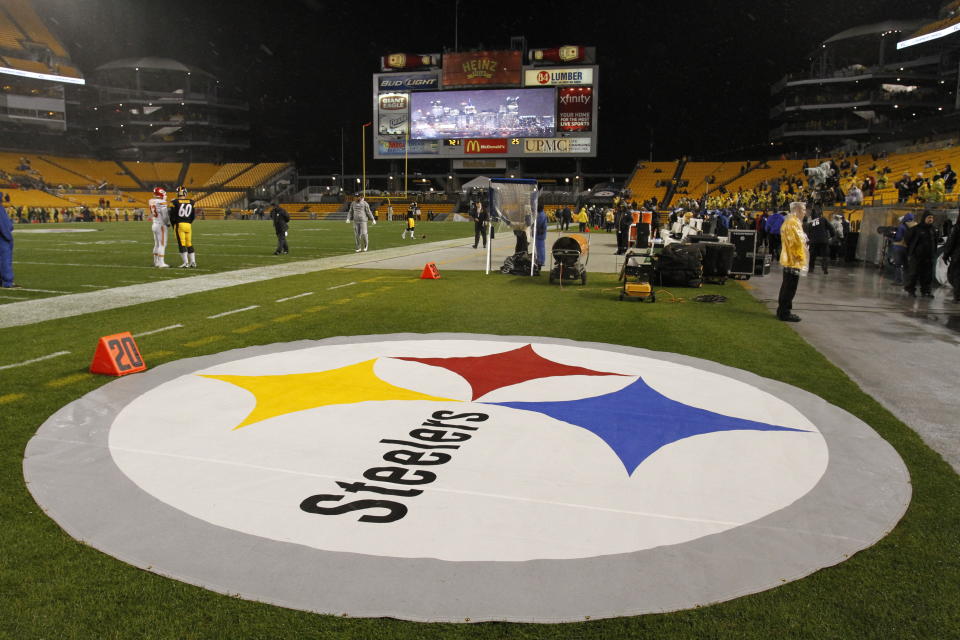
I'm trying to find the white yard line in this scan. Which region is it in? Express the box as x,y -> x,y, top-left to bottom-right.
0,237 -> 472,329
19,288 -> 72,294
133,324 -> 184,337
326,281 -> 356,290
0,350 -> 71,370
207,306 -> 259,319
275,292 -> 314,303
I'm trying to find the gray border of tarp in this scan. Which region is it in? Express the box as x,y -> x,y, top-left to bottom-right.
23,334 -> 911,623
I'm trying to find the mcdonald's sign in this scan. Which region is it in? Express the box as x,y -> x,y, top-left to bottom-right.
464,139 -> 508,154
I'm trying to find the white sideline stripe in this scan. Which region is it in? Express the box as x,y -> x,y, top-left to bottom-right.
134,324 -> 184,337
275,292 -> 314,303
0,350 -> 71,370
207,306 -> 259,319
19,288 -> 71,294
326,281 -> 356,290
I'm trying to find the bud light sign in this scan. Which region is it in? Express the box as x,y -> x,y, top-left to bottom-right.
377,73 -> 440,92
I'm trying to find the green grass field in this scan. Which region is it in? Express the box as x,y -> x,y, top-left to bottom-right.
1,223 -> 958,639
3,219 -> 470,303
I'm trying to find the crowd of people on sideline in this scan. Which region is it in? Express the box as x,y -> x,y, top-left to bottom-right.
1,204 -> 151,223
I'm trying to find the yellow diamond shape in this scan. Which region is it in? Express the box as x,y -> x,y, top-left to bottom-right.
202,359 -> 455,429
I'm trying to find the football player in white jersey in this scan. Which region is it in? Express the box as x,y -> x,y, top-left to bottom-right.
148,187 -> 170,267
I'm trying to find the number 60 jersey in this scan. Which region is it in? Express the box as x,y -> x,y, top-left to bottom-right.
169,195 -> 196,224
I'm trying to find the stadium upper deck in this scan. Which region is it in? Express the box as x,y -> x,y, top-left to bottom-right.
0,0 -> 80,80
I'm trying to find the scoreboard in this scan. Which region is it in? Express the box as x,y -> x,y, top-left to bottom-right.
372,48 -> 598,160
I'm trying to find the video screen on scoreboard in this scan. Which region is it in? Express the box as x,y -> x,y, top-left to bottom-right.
409,88 -> 556,140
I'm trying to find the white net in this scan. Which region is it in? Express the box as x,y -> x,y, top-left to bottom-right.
490,180 -> 538,231
486,180 -> 540,274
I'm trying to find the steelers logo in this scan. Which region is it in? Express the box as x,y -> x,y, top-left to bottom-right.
24,335 -> 910,622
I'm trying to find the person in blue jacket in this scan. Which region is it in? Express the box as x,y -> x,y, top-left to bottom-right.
890,213 -> 916,285
0,193 -> 17,288
764,210 -> 786,263
715,209 -> 731,238
534,204 -> 548,272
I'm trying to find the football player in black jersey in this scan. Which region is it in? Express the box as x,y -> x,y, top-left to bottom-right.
169,186 -> 198,267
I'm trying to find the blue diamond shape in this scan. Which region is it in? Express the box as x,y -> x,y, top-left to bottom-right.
492,377 -> 808,474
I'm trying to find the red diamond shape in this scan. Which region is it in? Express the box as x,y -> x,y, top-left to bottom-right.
395,344 -> 626,400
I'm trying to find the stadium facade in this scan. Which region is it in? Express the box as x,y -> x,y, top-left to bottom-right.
84,57 -> 250,161
771,2 -> 960,152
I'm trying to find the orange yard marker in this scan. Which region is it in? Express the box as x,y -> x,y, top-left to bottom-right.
90,332 -> 146,376
420,262 -> 441,279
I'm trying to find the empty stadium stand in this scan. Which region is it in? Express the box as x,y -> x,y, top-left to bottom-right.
0,152 -> 295,213
4,0 -> 69,58
128,162 -> 182,185
225,163 -> 287,188
625,161 -> 677,206
203,163 -> 255,187
4,188 -> 75,208
195,191 -> 245,209
181,163 -> 221,189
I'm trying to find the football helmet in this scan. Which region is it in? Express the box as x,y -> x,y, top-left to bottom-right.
153,187 -> 166,199
176,186 -> 188,198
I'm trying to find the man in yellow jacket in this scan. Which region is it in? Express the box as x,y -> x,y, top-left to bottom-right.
777,201 -> 809,322
575,206 -> 589,233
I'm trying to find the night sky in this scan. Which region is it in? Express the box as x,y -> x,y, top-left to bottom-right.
32,0 -> 943,173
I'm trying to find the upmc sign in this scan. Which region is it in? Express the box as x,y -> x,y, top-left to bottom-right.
523,138 -> 592,154
464,139 -> 508,154
524,67 -> 594,86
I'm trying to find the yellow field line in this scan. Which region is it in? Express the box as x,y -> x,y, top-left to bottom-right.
0,393 -> 26,404
303,305 -> 327,313
331,298 -> 352,305
273,313 -> 302,323
183,335 -> 224,348
359,275 -> 411,283
232,323 -> 265,334
46,373 -> 91,388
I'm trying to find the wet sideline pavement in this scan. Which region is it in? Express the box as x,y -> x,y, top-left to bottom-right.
746,260 -> 960,475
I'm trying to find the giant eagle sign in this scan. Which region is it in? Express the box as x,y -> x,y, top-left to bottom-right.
25,335 -> 909,622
